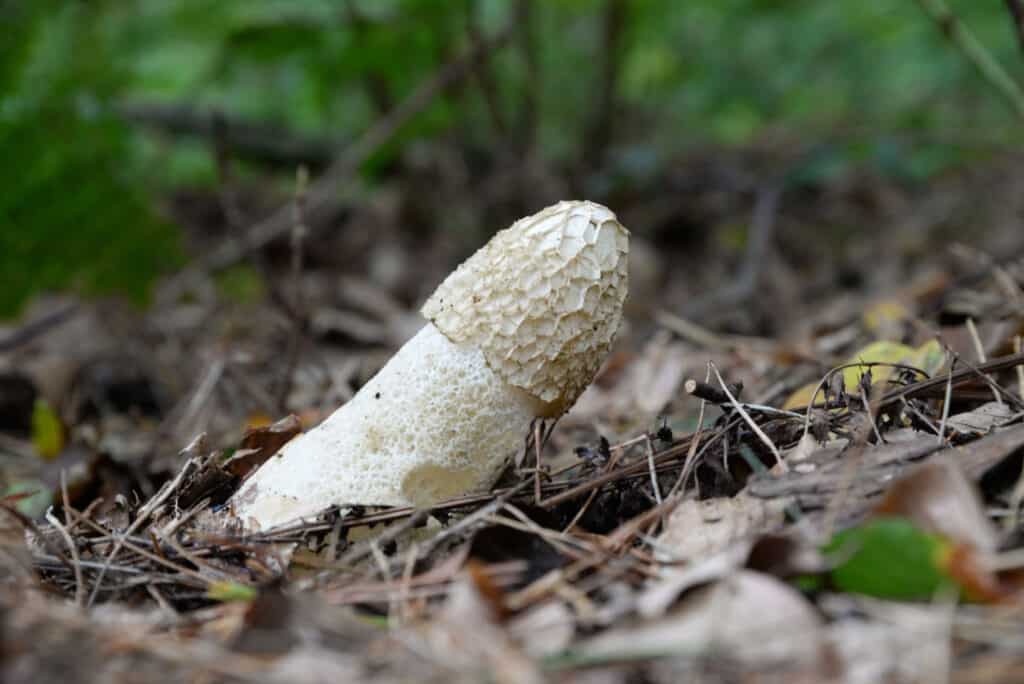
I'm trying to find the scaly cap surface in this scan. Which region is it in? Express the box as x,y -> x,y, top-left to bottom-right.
422,200 -> 629,414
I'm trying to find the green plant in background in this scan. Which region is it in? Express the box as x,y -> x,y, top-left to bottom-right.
0,3 -> 181,318
2,0 -> 1023,317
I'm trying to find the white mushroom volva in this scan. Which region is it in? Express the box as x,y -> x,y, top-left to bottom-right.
231,200 -> 630,530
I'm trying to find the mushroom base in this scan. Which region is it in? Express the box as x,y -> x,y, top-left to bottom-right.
231,323 -> 544,530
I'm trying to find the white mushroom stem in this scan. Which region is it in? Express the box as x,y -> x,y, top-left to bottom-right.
231,200 -> 629,530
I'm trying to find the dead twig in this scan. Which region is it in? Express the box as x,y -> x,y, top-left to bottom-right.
938,356 -> 956,445
118,101 -> 338,168
710,362 -> 786,473
682,184 -> 782,319
1016,336 -> 1024,401
276,167 -> 311,413
516,0 -> 539,153
466,0 -> 508,137
0,302 -> 78,352
684,378 -> 743,404
45,503 -> 83,606
966,317 -> 1004,407
915,0 -> 1024,120
582,0 -> 626,166
645,435 -> 663,506
86,453 -> 200,606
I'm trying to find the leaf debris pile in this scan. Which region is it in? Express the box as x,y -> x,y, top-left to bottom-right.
5,205 -> 1024,682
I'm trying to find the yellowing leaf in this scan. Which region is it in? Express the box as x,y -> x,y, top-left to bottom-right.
905,339 -> 946,377
31,399 -> 64,460
862,299 -> 911,337
783,340 -> 946,409
206,581 -> 257,602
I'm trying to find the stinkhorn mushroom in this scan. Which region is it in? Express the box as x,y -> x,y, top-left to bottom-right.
231,200 -> 629,530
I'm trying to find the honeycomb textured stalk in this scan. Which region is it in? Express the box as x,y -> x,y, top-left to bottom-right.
231,201 -> 629,530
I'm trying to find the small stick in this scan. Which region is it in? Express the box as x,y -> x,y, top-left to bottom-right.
46,508 -> 83,606
672,363 -> 713,498
335,510 -> 430,567
966,317 -> 1004,407
86,454 -> 199,606
277,166 -> 311,413
915,0 -> 1024,120
945,346 -> 1024,410
1016,336 -> 1024,402
146,584 -> 178,617
0,302 -> 78,352
800,361 -> 931,440
859,382 -> 886,445
496,508 -> 592,559
413,481 -> 533,559
645,434 -> 662,506
684,378 -> 742,404
398,542 -> 419,622
534,419 -> 544,505
710,362 -> 786,472
876,350 -> 1024,410
938,356 -> 956,445
59,471 -> 85,606
563,439 -> 626,533
70,509 -> 213,587
900,395 -> 941,436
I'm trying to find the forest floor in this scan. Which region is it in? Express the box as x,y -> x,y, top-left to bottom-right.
4,142 -> 1024,683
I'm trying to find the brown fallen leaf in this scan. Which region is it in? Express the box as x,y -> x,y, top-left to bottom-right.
224,414 -> 302,479
581,570 -> 825,668
874,455 -> 1000,552
655,492 -> 791,564
422,564 -> 544,684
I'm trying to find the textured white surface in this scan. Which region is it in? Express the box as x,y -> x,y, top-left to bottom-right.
231,324 -> 542,529
232,200 -> 630,529
422,200 -> 629,415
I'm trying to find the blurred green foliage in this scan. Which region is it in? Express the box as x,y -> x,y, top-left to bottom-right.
2,0 -> 1023,316
1,2 -> 182,317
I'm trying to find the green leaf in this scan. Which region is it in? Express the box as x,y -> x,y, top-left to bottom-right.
823,516 -> 954,600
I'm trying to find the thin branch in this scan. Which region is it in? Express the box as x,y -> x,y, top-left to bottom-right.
0,302 -> 78,352
466,0 -> 508,136
516,0 -> 539,153
45,505 -> 83,607
645,435 -> 663,505
1016,336 -> 1024,401
915,0 -> 1024,120
342,0 -> 395,115
682,185 -> 782,319
710,362 -> 787,473
119,102 -> 337,168
966,316 -> 1004,407
582,0 -> 627,165
938,357 -> 956,445
86,454 -> 199,606
277,167 -> 310,413
877,350 -> 1024,409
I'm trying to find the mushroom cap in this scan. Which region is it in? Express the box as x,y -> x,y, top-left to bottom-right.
422,200 -> 629,415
